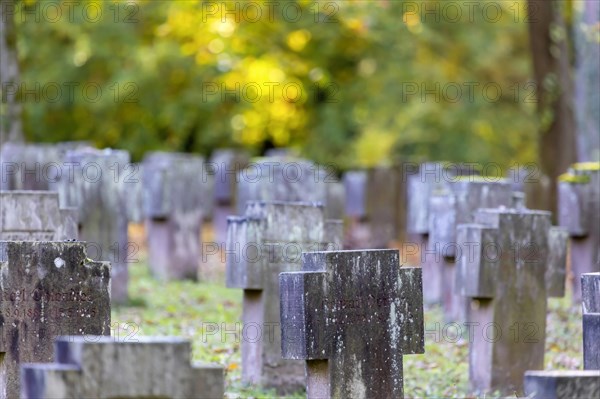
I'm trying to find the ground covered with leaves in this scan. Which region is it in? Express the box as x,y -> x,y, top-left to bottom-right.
113,240 -> 583,398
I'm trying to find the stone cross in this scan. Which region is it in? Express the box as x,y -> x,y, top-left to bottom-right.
342,170 -> 367,219
235,157 -> 344,221
0,241 -> 111,399
523,370 -> 600,399
226,201 -> 342,391
558,163 -> 600,302
428,178 -> 514,322
342,166 -> 403,249
522,272 -> 600,398
0,191 -> 77,241
455,208 -> 567,394
582,272 -> 599,370
280,249 -> 424,399
210,149 -> 250,244
508,165 -> 551,212
0,142 -> 91,191
124,162 -> 144,224
142,152 -> 205,281
573,1 -> 600,161
405,162 -> 482,304
58,147 -> 130,303
21,336 -> 224,399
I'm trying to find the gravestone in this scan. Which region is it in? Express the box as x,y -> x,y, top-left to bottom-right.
21,336 -> 224,399
558,163 -> 600,302
280,249 -> 424,398
342,170 -> 367,219
0,191 -> 77,241
366,166 -> 402,247
343,166 -> 404,249
226,201 -> 342,391
406,162 -> 482,304
573,0 -> 600,162
522,272 -> 600,398
582,272 -> 599,370
455,208 -> 567,394
509,165 -> 552,212
0,241 -> 111,399
523,370 -> 600,399
210,149 -> 250,244
124,163 -> 144,224
58,148 -> 130,303
428,178 -> 514,322
142,152 -> 205,281
0,142 -> 91,191
236,157 -> 338,217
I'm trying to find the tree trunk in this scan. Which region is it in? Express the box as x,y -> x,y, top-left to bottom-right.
0,0 -> 24,145
527,0 -> 577,216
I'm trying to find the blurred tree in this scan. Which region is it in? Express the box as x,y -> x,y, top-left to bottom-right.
13,0 -> 539,170
528,0 -> 576,214
0,0 -> 24,144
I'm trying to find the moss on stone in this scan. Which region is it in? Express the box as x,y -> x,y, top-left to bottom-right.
572,162 -> 600,172
558,173 -> 591,184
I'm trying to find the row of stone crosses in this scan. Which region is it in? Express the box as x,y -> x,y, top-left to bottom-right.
0,141 -> 598,398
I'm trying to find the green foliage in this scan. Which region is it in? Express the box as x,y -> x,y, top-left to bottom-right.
16,0 -> 537,166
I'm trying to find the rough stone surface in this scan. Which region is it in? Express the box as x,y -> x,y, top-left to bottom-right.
0,191 -> 77,241
558,166 -> 600,302
455,208 -> 560,394
226,201 -> 342,391
280,249 -> 424,399
0,241 -> 111,399
582,272 -> 600,370
523,370 -> 600,399
428,179 -> 514,322
142,152 -> 205,281
20,336 -> 224,399
58,148 -> 130,303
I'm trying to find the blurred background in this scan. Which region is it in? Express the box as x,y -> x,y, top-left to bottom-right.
1,0 -> 599,171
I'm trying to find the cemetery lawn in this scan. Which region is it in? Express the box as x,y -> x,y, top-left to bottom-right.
113,252 -> 583,398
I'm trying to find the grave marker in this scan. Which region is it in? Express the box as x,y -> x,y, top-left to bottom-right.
406,162 -> 482,304
428,178 -> 514,321
0,241 -> 111,399
210,149 -> 250,244
21,336 -> 224,399
523,370 -> 600,399
280,249 -> 424,398
226,201 -> 342,391
558,163 -> 600,302
142,152 -> 205,281
522,273 -> 599,398
58,148 -> 130,303
582,272 -> 599,370
236,157 -> 340,218
0,191 -> 77,241
456,208 -> 567,394
0,142 -> 91,191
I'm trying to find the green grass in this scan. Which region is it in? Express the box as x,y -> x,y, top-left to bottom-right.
112,252 -> 583,398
